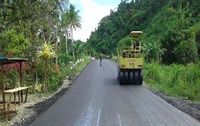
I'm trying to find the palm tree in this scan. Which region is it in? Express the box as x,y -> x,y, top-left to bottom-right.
56,0 -> 69,13
61,4 -> 81,55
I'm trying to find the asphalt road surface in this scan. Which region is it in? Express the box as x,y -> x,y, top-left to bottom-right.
29,60 -> 200,126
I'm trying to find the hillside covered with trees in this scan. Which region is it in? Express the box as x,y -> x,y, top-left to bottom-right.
87,0 -> 200,102
87,0 -> 200,64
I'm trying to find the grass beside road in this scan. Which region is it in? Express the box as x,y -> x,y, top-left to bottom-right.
144,63 -> 200,102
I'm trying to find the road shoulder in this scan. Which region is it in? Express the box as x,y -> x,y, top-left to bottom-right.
144,83 -> 200,121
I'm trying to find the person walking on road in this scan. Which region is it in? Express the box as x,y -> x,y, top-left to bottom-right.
100,56 -> 102,67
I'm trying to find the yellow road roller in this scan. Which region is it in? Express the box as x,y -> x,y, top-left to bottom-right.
117,31 -> 144,85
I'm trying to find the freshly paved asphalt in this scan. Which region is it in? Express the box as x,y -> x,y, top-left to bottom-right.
29,60 -> 200,126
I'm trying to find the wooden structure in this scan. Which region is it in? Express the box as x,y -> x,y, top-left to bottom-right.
0,57 -> 29,119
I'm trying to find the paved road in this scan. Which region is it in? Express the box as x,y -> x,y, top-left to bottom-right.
29,60 -> 200,126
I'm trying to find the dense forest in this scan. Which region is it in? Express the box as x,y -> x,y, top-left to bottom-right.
87,0 -> 200,64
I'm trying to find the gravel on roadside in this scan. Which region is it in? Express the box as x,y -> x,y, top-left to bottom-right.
145,83 -> 200,121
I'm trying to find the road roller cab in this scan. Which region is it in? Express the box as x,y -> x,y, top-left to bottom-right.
117,31 -> 144,85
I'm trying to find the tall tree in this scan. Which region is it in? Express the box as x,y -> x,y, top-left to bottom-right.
61,4 -> 81,55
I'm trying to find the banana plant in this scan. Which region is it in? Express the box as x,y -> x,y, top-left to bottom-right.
143,41 -> 166,62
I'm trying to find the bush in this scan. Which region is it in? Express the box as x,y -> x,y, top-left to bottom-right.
0,29 -> 30,57
47,56 -> 91,92
144,63 -> 200,101
5,70 -> 19,88
58,53 -> 73,65
48,73 -> 61,91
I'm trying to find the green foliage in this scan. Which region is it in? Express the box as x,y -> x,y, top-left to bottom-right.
58,53 -> 73,64
161,28 -> 198,64
5,70 -> 19,88
145,63 -> 200,101
0,29 -> 30,56
37,42 -> 57,91
37,42 -> 56,61
117,36 -> 132,53
61,4 -> 81,29
192,22 -> 200,57
87,0 -> 167,56
174,30 -> 198,64
0,0 -> 73,59
87,0 -> 200,64
143,40 -> 165,62
48,56 -> 91,92
48,73 -> 61,91
0,0 -> 87,95
192,22 -> 200,34
142,1 -> 199,64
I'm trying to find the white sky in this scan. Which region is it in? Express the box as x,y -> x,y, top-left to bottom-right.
70,0 -> 121,41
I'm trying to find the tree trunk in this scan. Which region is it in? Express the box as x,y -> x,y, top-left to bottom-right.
43,61 -> 48,92
66,37 -> 68,54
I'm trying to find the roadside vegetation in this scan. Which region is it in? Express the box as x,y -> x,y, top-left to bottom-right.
0,0 -> 90,123
86,0 -> 200,102
144,63 -> 200,102
0,0 -> 89,93
0,0 -> 200,123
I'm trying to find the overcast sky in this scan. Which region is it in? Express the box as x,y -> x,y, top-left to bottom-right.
70,0 -> 121,41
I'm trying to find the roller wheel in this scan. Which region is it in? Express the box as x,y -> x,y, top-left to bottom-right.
135,71 -> 139,85
118,71 -> 125,85
138,71 -> 143,85
117,70 -> 120,80
127,71 -> 130,84
130,72 -> 134,84
124,71 -> 129,84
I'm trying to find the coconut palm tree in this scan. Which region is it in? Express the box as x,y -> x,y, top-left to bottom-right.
65,4 -> 81,31
61,4 -> 81,55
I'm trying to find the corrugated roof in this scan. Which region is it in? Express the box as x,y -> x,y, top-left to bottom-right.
0,57 -> 28,65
